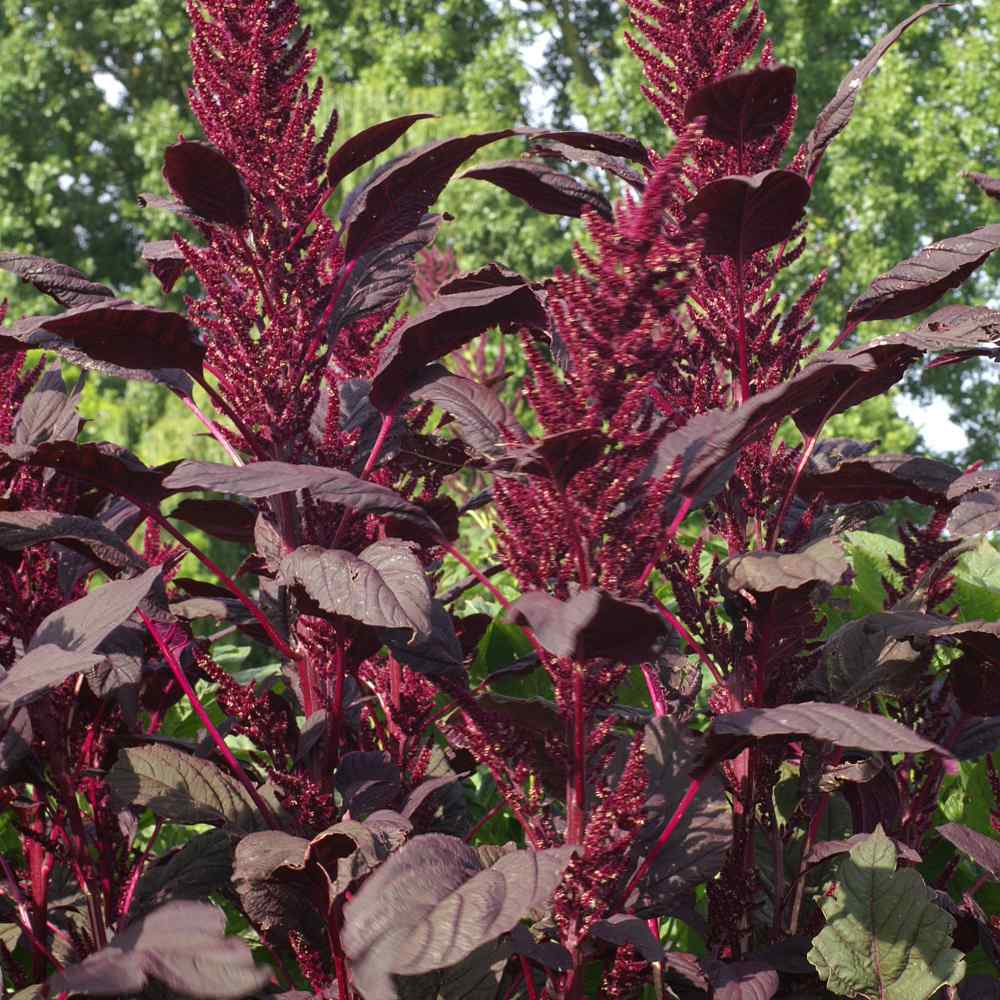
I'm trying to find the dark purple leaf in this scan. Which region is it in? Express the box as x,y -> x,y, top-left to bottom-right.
0,645 -> 104,714
630,718 -> 731,917
937,823 -> 1000,879
11,367 -> 83,452
141,240 -> 189,293
410,365 -> 518,454
847,224 -> 1000,324
805,834 -> 921,867
436,261 -> 530,295
162,459 -> 438,533
381,601 -> 465,676
107,744 -> 263,833
710,702 -> 948,758
664,952 -> 709,990
336,751 -> 402,817
132,829 -> 233,917
0,253 -> 114,308
684,169 -> 810,257
528,139 -> 645,191
644,345 -> 920,509
684,65 -> 797,144
842,767 -> 904,835
494,427 -> 608,490
169,498 -> 256,544
232,829 -> 328,943
798,452 -> 960,506
719,537 -> 847,596
370,278 -> 547,413
462,160 -> 612,221
505,589 -> 665,663
326,214 -> 443,338
0,710 -> 33,783
6,298 -> 205,379
705,959 -> 780,1000
163,139 -> 250,228
342,130 -> 513,260
508,924 -> 573,971
966,171 -> 1000,203
528,129 -> 650,167
342,833 -> 573,1000
961,975 -> 1000,1000
327,113 -> 434,191
803,4 -> 948,178
4,441 -> 172,506
279,540 -> 432,635
952,717 -> 1000,760
400,773 -> 462,821
949,490 -> 1000,536
0,510 -> 146,575
590,914 -> 663,962
47,900 -> 270,998
29,565 -> 162,655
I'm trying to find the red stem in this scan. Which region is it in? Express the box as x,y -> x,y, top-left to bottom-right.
194,374 -> 266,460
637,495 -> 694,590
649,595 -> 725,686
175,390 -> 245,466
620,777 -> 703,905
145,505 -> 294,661
332,411 -> 395,547
438,540 -> 511,609
734,252 -> 750,405
566,670 -> 587,845
464,801 -> 505,843
140,611 -> 278,828
519,956 -> 539,1000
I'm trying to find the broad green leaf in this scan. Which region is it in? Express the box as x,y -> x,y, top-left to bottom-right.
107,745 -> 264,834
807,826 -> 965,999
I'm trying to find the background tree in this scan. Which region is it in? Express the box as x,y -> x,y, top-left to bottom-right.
3,0 -> 1000,459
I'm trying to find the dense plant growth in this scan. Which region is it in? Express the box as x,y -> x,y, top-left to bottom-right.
3,1 -> 1000,998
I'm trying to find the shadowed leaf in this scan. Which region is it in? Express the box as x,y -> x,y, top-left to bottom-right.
590,914 -> 663,962
0,646 -> 103,714
11,368 -> 84,451
370,277 -> 547,414
163,459 -> 438,532
141,240 -> 189,293
343,833 -> 573,1000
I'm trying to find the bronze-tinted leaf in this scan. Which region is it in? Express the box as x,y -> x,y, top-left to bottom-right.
684,169 -> 810,257
163,139 -> 250,228
462,160 -> 612,221
684,65 -> 796,145
169,498 -> 256,545
719,537 -> 847,597
11,368 -> 84,451
528,129 -> 650,167
0,253 -> 114,308
847,224 -> 1000,325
